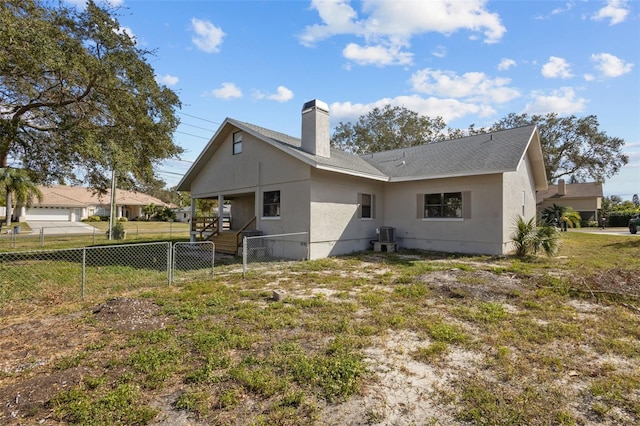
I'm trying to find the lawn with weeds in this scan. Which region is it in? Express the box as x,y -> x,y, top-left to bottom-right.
0,231 -> 638,425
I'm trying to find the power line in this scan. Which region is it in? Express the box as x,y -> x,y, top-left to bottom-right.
180,122 -> 216,132
178,111 -> 221,126
175,130 -> 210,140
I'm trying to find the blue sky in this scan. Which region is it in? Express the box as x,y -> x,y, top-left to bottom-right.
72,0 -> 638,198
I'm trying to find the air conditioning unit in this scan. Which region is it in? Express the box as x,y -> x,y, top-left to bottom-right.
378,226 -> 396,243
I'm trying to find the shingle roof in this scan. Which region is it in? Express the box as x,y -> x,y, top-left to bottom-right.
178,117 -> 544,191
230,120 -> 388,179
233,120 -> 537,181
362,125 -> 537,180
536,182 -> 603,204
34,185 -> 168,207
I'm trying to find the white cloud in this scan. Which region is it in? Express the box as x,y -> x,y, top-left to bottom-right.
592,0 -> 629,25
551,2 -> 574,15
191,18 -> 225,53
330,95 -> 495,125
299,0 -> 505,67
211,82 -> 242,99
591,53 -> 634,78
432,45 -> 447,58
267,86 -> 294,102
343,43 -> 413,66
157,74 -> 179,86
498,58 -> 516,71
541,56 -> 573,79
410,68 -> 520,104
583,73 -> 595,81
524,87 -> 587,115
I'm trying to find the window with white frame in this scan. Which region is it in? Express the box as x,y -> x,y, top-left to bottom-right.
263,190 -> 280,217
419,192 -> 468,219
233,131 -> 243,155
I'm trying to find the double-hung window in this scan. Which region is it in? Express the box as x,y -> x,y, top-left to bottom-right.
233,131 -> 243,155
263,190 -> 280,217
358,193 -> 375,219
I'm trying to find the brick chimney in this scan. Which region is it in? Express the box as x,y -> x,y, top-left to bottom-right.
558,179 -> 566,196
301,99 -> 330,158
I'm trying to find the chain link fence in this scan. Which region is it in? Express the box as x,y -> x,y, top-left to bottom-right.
172,242 -> 215,283
0,222 -> 190,250
242,232 -> 308,277
0,241 -> 215,311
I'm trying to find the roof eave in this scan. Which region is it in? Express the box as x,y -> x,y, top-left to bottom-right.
388,169 -> 511,183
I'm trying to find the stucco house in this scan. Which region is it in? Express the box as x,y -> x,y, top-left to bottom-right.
177,99 -> 547,259
16,185 -> 169,222
536,180 -> 603,223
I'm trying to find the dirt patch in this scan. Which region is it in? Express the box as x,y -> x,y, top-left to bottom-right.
0,297 -> 172,423
422,269 -> 526,303
93,297 -> 168,332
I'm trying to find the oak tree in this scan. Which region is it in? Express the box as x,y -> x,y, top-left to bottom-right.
330,105 -> 447,154
490,113 -> 628,183
0,0 -> 182,192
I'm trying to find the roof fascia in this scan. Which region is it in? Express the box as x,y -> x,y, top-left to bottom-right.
520,126 -> 548,191
388,170 -> 509,183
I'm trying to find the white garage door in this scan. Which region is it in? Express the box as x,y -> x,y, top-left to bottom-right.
26,207 -> 72,221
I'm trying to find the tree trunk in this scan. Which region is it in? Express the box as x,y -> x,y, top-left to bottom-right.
5,190 -> 12,227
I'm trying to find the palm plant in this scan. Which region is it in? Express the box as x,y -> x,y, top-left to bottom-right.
541,203 -> 581,228
511,215 -> 560,257
0,167 -> 43,227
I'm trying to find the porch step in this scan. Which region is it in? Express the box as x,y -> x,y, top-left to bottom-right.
211,232 -> 239,255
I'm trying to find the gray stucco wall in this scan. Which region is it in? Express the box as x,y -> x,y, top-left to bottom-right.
309,169 -> 384,259
383,174 -> 506,255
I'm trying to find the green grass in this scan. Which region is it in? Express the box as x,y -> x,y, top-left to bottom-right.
2,231 -> 639,425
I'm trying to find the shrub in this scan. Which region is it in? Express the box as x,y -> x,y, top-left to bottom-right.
106,222 -> 126,240
118,217 -> 128,222
83,215 -> 101,222
511,215 -> 559,257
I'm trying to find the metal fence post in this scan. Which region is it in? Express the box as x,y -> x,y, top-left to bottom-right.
242,236 -> 248,278
82,247 -> 86,299
40,228 -> 44,247
93,228 -> 96,245
167,242 -> 172,285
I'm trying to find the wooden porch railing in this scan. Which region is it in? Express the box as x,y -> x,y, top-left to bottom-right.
235,216 -> 257,249
191,216 -> 219,240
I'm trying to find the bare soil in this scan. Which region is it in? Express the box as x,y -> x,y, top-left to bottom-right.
0,265 -> 638,425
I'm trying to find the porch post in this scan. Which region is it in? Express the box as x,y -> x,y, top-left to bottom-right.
218,195 -> 224,232
190,198 -> 196,242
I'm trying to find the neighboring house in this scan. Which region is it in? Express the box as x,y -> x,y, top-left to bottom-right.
177,99 -> 547,259
173,207 -> 192,223
174,204 -> 231,224
536,180 -> 603,223
16,185 -> 169,222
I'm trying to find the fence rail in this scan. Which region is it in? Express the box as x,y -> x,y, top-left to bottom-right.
0,241 -> 215,311
0,223 -> 190,250
242,232 -> 309,277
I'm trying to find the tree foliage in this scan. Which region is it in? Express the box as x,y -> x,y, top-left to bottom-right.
490,113 -> 628,183
0,167 -> 42,226
0,0 -> 182,191
330,105 -> 447,154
